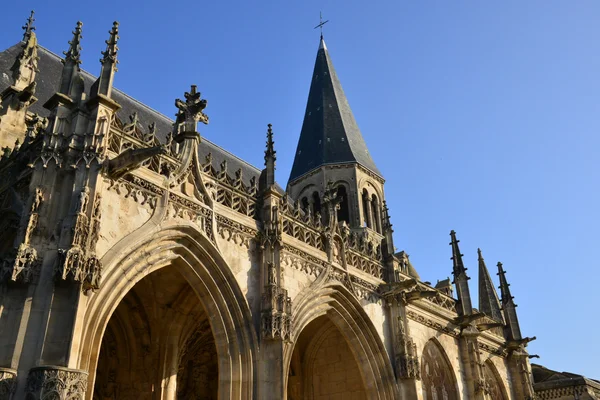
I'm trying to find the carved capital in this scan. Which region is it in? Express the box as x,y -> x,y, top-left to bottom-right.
0,368 -> 17,399
25,366 -> 87,400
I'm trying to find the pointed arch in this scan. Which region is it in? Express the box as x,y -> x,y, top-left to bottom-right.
420,338 -> 459,400
75,220 -> 258,400
483,359 -> 509,400
285,281 -> 398,399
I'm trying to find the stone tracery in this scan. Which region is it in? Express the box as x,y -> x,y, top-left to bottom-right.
420,339 -> 459,400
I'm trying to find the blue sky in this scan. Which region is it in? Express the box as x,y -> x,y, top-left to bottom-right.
3,1 -> 599,378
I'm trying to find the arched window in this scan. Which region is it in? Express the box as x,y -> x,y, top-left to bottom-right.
371,194 -> 381,233
336,186 -> 350,223
421,339 -> 458,400
362,189 -> 371,228
312,191 -> 321,216
301,197 -> 309,212
484,361 -> 508,400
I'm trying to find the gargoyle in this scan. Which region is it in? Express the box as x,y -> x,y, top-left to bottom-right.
106,145 -> 166,179
405,289 -> 438,303
476,322 -> 504,332
453,312 -> 485,327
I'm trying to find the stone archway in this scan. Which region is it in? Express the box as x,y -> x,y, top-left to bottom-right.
287,316 -> 367,400
285,282 -> 399,400
420,339 -> 459,400
92,267 -> 218,399
76,222 -> 258,400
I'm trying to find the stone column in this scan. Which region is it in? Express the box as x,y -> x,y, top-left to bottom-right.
457,328 -> 487,400
364,195 -> 373,228
381,282 -> 421,399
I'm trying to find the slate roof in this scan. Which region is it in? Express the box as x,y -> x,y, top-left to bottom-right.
288,37 -> 381,184
0,42 -> 262,186
532,363 -> 600,391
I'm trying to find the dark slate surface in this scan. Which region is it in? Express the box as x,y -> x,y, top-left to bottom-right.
288,37 -> 381,184
0,41 -> 262,187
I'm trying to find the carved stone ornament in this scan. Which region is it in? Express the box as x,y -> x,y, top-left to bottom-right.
55,248 -> 102,292
174,85 -> 209,135
25,366 -> 88,400
0,367 -> 17,399
0,244 -> 40,284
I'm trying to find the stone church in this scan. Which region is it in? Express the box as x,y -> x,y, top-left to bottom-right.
0,12 -> 597,400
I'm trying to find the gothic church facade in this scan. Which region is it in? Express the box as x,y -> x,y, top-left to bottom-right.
0,12 -> 596,400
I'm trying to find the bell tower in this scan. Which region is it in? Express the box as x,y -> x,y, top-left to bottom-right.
287,36 -> 386,240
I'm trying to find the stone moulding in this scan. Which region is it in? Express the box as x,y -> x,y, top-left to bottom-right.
0,367 -> 17,400
25,366 -> 88,400
406,309 -> 459,338
215,214 -> 256,248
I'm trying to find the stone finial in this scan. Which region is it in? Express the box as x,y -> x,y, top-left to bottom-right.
93,21 -> 120,97
22,10 -> 36,42
264,123 -> 276,165
263,124 -> 276,187
382,200 -> 392,231
450,230 -> 467,277
101,21 -> 119,67
11,12 -> 40,91
497,261 -> 524,342
449,230 -> 473,317
174,85 -> 209,134
63,21 -> 83,68
496,262 -> 514,305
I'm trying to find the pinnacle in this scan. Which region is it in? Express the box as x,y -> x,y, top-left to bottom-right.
22,10 -> 36,42
63,21 -> 83,67
101,21 -> 119,65
264,123 -> 276,166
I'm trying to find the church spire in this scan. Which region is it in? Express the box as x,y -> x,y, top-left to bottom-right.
477,248 -> 503,322
450,230 -> 473,317
93,21 -> 119,98
497,262 -> 523,341
58,21 -> 83,95
288,36 -> 381,184
264,123 -> 276,187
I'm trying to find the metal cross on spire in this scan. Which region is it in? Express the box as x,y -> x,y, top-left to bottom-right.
314,12 -> 329,39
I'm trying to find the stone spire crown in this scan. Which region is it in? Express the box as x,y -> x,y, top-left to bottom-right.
22,10 -> 36,42
288,36 -> 381,184
449,230 -> 473,317
477,248 -> 503,322
497,262 -> 523,341
101,21 -> 119,66
264,123 -> 276,187
93,21 -> 119,98
63,21 -> 83,67
10,11 -> 39,91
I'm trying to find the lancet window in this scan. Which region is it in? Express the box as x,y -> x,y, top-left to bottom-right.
420,339 -> 458,400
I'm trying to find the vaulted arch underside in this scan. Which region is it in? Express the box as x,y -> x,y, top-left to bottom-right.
93,268 -> 218,399
287,316 -> 367,400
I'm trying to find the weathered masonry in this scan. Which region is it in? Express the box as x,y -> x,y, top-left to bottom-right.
0,12 -> 592,400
